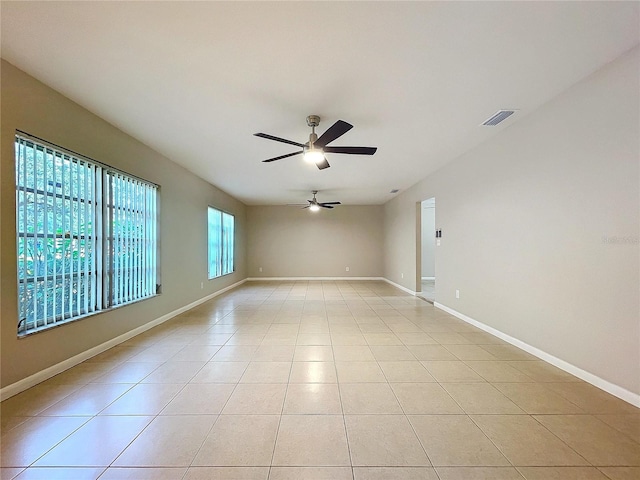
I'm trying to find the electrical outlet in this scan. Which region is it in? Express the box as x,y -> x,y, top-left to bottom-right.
200,282 -> 204,289
401,273 -> 404,279
456,289 -> 460,299
345,266 -> 350,272
259,267 -> 263,272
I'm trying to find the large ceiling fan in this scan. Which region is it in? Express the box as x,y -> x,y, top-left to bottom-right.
288,191 -> 341,211
255,115 -> 377,170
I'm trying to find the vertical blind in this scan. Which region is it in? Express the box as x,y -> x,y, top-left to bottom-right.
15,133 -> 158,334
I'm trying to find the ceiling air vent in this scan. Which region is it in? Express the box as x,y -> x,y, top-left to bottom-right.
481,110 -> 516,126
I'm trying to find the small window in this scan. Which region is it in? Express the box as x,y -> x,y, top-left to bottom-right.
15,132 -> 159,335
208,206 -> 234,279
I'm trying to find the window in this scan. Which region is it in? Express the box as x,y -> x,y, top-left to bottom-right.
208,206 -> 234,278
15,132 -> 159,335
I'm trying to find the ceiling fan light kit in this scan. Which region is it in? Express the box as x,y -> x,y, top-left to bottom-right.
254,114 -> 377,170
255,115 -> 374,211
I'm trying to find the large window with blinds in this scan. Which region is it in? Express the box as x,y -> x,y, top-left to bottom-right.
15,132 -> 159,335
207,207 -> 234,279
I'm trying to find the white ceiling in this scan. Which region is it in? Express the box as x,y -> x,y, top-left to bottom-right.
2,1 -> 638,205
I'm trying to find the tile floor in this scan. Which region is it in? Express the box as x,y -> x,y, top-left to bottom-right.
1,280 -> 638,480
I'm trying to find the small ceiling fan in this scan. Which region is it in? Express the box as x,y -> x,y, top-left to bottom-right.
288,191 -> 341,212
255,115 -> 377,170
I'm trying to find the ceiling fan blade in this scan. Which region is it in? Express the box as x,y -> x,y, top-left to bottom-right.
321,205 -> 334,209
316,157 -> 330,170
262,151 -> 303,162
323,146 -> 377,155
313,120 -> 353,148
254,133 -> 306,148
319,201 -> 341,206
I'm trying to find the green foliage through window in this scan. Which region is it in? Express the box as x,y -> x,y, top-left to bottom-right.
15,133 -> 159,335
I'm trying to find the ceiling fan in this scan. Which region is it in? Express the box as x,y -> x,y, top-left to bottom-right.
288,191 -> 341,212
254,115 -> 377,170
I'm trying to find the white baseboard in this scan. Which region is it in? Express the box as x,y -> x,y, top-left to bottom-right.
434,302 -> 640,408
0,279 -> 246,401
382,278 -> 417,296
246,276 -> 385,281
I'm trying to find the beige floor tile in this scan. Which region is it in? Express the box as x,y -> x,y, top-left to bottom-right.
596,414 -> 640,443
507,361 -> 580,382
126,345 -> 184,362
289,362 -> 337,383
33,416 -> 152,467
534,414 -> 640,466
40,363 -> 115,386
544,383 -> 640,414
296,334 -> 332,345
395,333 -> 437,345
261,334 -> 298,346
39,383 -> 133,416
98,467 -> 187,479
392,383 -> 463,414
251,346 -> 295,362
409,415 -> 509,466
492,383 -> 584,414
441,383 -> 524,414
378,361 -> 436,382
333,346 -> 375,361
0,417 -> 29,436
282,384 -> 342,414
421,361 -> 485,382
336,362 -> 386,383
435,467 -> 524,479
408,345 -> 458,361
114,415 -> 216,466
91,362 -> 162,384
193,415 -> 279,466
478,345 -> 537,361
222,384 -> 286,414
239,362 -> 291,383
100,383 -> 182,415
443,345 -> 498,361
190,361 -> 248,383
331,334 -> 368,346
517,466 -> 609,479
272,415 -> 350,466
471,414 -> 588,466
428,333 -> 474,345
11,467 -> 105,479
363,333 -> 402,345
189,333 -> 234,345
292,346 -> 333,361
341,383 -> 403,414
212,345 -> 258,361
183,467 -> 268,479
140,361 -> 206,384
161,384 -> 235,414
0,416 -> 89,467
353,466 -> 439,479
269,466 -> 352,479
465,361 -> 533,382
0,383 -> 81,417
370,346 -> 416,361
169,345 -> 222,362
345,415 -> 430,466
458,332 -> 504,345
598,467 -> 640,479
226,334 -> 265,345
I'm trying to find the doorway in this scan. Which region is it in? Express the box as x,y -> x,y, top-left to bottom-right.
420,197 -> 436,302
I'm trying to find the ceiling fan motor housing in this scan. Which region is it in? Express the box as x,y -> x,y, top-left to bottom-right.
306,115 -> 320,127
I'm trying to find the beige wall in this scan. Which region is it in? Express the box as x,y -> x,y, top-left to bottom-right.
246,205 -> 383,278
384,47 -> 639,396
0,61 -> 247,389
